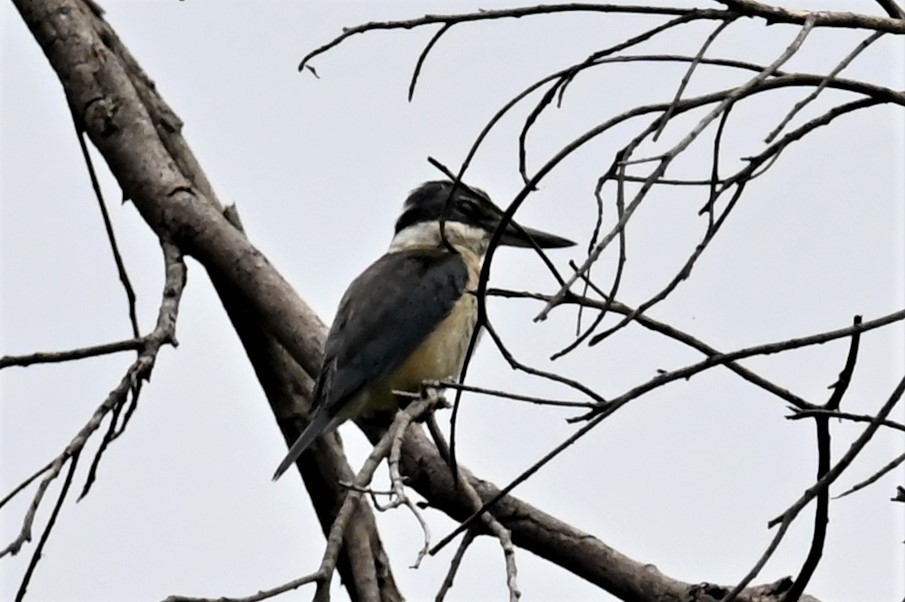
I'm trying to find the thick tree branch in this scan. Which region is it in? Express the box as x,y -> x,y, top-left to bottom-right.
212,207 -> 402,601
11,1 -> 400,599
14,0 -> 325,381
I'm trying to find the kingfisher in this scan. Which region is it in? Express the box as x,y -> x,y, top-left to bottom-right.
273,180 -> 574,480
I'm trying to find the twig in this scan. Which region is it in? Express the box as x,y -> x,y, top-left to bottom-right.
0,338 -> 145,369
784,316 -> 862,601
298,2 -> 905,74
432,427 -> 521,601
388,403 -> 431,569
299,5 -> 741,71
835,452 -> 905,500
484,320 -> 606,406
873,0 -> 905,18
493,289 -> 893,414
572,169 -> 610,337
701,97 -> 733,223
787,409 -> 905,432
434,530 -> 477,602
568,53 -> 904,105
536,15 -> 818,322
518,82 -> 561,184
409,24 -> 452,100
716,0 -> 905,32
167,397 -> 441,602
587,176 -> 747,347
652,17 -> 737,141
764,31 -> 884,144
723,373 -> 905,601
577,309 -> 903,422
0,463 -> 53,511
577,96 -> 884,355
447,282 -> 606,489
550,159 -> 629,360
430,394 -> 623,555
510,273 -> 807,410
432,310 -> 903,554
313,394 -> 443,600
14,451 -> 81,602
0,243 -> 186,580
80,242 -> 186,499
423,379 -> 595,409
73,123 -> 140,339
161,573 -> 322,602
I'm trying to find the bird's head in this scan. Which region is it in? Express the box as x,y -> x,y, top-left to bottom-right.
389,180 -> 575,255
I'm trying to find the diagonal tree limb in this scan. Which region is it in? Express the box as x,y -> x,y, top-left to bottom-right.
212,206 -> 402,601
12,1 -> 401,599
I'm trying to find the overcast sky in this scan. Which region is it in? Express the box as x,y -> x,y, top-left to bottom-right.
2,1 -> 904,601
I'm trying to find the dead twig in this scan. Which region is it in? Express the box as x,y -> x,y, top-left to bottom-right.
0,338 -> 145,369
835,452 -> 905,500
0,243 -> 186,602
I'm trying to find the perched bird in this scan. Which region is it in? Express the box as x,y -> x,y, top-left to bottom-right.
273,180 -> 574,480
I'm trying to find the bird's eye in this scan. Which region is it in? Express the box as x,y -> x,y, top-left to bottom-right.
460,200 -> 480,217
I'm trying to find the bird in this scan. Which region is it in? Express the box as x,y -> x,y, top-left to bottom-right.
272,180 -> 574,480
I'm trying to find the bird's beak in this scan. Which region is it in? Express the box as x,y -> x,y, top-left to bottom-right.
498,219 -> 575,249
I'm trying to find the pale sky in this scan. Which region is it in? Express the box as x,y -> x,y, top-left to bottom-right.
1,1 -> 904,601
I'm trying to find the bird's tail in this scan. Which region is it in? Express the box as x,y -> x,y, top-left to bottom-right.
272,409 -> 337,480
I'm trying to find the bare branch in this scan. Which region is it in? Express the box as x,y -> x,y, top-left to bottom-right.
434,530 -> 477,602
161,573 -> 322,602
72,122 -> 140,339
79,242 -> 186,499
14,1 -> 900,600
764,31 -> 884,144
460,477 -> 520,602
873,0 -> 905,18
408,24 -> 451,100
0,338 -> 144,369
313,394 -> 442,601
387,410 -> 431,569
424,379 -> 595,409
717,0 -> 905,31
214,205 -> 402,600
427,417 -> 521,601
538,15 -> 818,321
432,309 -> 902,557
299,5 -> 740,72
14,450 -> 80,602
652,17 -> 738,141
723,373 -> 905,600
493,287 -> 812,409
0,242 -> 185,578
298,2 -> 905,74
785,316 -> 862,601
787,409 -> 905,432
835,452 -> 905,499
578,309 -> 904,422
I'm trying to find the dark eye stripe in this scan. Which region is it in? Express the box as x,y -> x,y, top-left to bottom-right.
395,181 -> 498,234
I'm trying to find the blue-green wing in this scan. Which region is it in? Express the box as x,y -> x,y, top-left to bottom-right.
317,249 -> 469,417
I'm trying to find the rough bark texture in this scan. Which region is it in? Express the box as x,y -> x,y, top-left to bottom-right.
211,209 -> 402,602
12,1 -> 822,600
